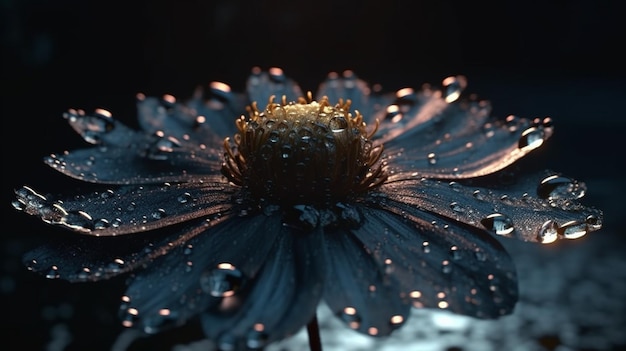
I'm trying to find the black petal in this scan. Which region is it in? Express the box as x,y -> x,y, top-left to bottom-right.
137,90 -> 245,143
201,223 -> 325,350
22,216 -> 229,282
13,183 -> 234,236
377,81 -> 553,179
380,171 -> 602,243
44,141 -> 224,184
246,67 -> 304,106
322,226 -> 412,336
315,70 -> 392,121
355,203 -> 518,319
120,213 -> 284,335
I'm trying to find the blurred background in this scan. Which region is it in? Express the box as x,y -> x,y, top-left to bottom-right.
2,1 -> 625,350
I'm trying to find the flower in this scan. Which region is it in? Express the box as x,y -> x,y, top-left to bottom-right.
12,67 -> 603,350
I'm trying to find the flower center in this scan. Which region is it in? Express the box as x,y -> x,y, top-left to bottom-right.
221,93 -> 387,208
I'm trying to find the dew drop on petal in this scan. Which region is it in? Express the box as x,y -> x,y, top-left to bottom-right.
450,245 -> 462,260
538,220 -> 559,244
472,189 -> 486,201
45,265 -> 60,279
177,192 -> 193,204
560,220 -> 588,240
449,202 -> 464,213
518,126 -> 545,151
442,260 -> 452,274
339,306 -> 362,330
442,75 -> 467,103
151,208 -> 167,220
200,263 -> 244,297
247,323 -> 269,349
427,152 -> 438,165
94,218 -> 111,229
142,308 -> 180,334
537,175 -> 586,200
64,108 -> 115,144
480,213 -> 514,235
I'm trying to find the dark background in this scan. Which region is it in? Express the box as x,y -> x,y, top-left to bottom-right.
2,1 -> 625,350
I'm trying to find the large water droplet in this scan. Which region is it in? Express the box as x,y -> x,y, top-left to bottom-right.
537,175 -> 585,200
560,220 -> 588,240
200,263 -> 244,297
538,220 -> 559,244
64,108 -> 115,144
518,126 -> 545,151
329,116 -> 348,132
442,75 -> 467,103
481,213 -> 514,235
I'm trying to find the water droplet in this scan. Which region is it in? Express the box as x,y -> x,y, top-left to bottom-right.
142,308 -> 180,334
64,109 -> 115,144
474,249 -> 487,261
518,126 -> 545,151
151,208 -> 167,220
339,306 -> 362,330
46,265 -> 60,279
269,67 -> 286,82
389,315 -> 404,328
450,245 -> 461,260
177,192 -> 192,204
442,260 -> 452,274
384,105 -> 402,123
200,263 -> 244,297
449,202 -> 464,212
560,220 -> 588,240
246,323 -> 269,349
422,241 -> 431,253
537,175 -> 585,200
472,189 -> 486,200
442,75 -> 467,103
538,220 -> 559,244
148,136 -> 182,160
329,116 -> 348,132
94,218 -> 110,229
427,152 -> 438,165
62,210 -> 95,232
481,213 -> 514,235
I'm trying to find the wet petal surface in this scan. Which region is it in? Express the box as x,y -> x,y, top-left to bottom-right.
13,183 -> 234,236
379,170 -> 603,243
120,214 -> 283,335
354,204 -> 518,319
201,223 -> 325,350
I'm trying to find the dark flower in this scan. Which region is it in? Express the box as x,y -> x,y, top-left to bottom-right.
12,67 -> 603,350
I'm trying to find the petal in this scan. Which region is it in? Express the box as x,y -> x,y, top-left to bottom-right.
322,226 -> 412,337
21,216 -> 229,282
120,213 -> 284,335
137,86 -> 247,142
246,67 -> 304,105
64,108 -> 141,146
44,140 -> 224,184
201,224 -> 325,350
376,77 -> 554,179
315,70 -> 392,121
380,170 -> 603,243
13,182 -> 233,236
354,204 -> 518,319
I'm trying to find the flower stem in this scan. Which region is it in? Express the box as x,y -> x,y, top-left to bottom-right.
306,313 -> 323,351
